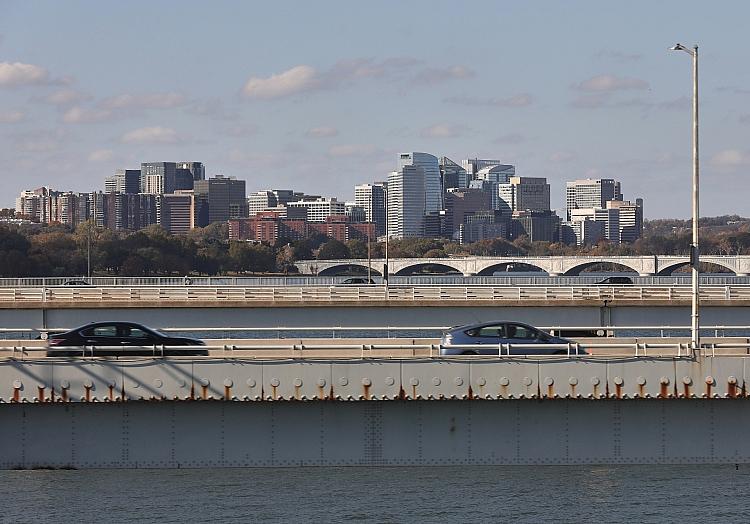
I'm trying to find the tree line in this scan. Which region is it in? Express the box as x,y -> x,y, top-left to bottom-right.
0,215 -> 749,277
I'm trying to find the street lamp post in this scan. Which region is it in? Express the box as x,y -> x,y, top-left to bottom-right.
670,43 -> 700,349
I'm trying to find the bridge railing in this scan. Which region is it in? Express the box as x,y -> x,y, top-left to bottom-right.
2,285 -> 750,304
2,340 -> 750,359
2,275 -> 750,288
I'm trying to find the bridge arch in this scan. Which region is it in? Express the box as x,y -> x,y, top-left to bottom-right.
476,262 -> 548,276
658,261 -> 736,276
563,261 -> 640,276
394,262 -> 463,276
317,264 -> 383,276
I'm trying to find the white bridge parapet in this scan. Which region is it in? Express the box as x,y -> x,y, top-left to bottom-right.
296,255 -> 750,276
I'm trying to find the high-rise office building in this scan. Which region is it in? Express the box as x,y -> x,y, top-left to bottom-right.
141,162 -> 177,194
444,188 -> 492,240
248,191 -> 279,217
461,158 -> 508,180
287,197 -> 346,222
399,152 -> 442,215
158,193 -> 195,234
354,182 -> 387,235
439,157 -> 468,191
570,207 -> 620,244
105,170 -> 140,194
498,177 -> 550,214
565,178 -> 622,220
511,210 -> 560,242
606,199 -> 644,243
387,165 -> 425,239
193,176 -> 247,226
475,164 -> 515,184
176,162 -> 205,181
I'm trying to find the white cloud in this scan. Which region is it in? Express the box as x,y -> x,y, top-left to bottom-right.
327,144 -> 377,157
420,123 -> 466,138
100,92 -> 187,110
306,126 -> 338,138
242,65 -> 319,99
574,74 -> 649,92
413,65 -> 475,85
39,89 -> 90,106
711,149 -> 750,167
62,106 -> 113,123
0,62 -> 52,87
493,133 -> 526,145
445,93 -> 533,107
120,126 -> 182,144
88,149 -> 114,162
0,110 -> 25,123
549,151 -> 576,163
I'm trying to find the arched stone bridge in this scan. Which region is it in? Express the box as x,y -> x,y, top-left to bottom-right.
296,255 -> 750,276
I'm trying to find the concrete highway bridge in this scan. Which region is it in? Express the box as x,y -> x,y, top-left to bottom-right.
296,255 -> 750,276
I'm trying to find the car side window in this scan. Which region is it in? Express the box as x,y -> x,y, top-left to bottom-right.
475,325 -> 505,338
506,324 -> 536,340
82,325 -> 117,337
121,326 -> 150,339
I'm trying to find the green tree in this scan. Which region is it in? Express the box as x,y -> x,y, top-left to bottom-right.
317,239 -> 350,260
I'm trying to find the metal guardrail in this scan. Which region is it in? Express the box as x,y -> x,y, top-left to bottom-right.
0,341 -> 738,359
2,285 -> 750,303
2,275 -> 750,287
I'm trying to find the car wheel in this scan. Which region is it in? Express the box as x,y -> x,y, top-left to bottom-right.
461,350 -> 478,355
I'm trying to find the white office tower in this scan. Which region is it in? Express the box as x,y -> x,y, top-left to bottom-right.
498,177 -> 550,214
248,191 -> 278,216
475,164 -> 515,184
387,165 -> 425,239
461,158 -> 508,180
354,182 -> 387,235
607,199 -> 644,243
399,152 -> 442,215
287,197 -> 345,222
570,207 -> 620,244
566,178 -> 622,220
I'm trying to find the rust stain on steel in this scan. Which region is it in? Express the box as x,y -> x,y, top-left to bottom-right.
683,384 -> 690,398
317,385 -> 326,400
500,384 -> 508,398
705,382 -> 712,398
108,385 -> 114,402
190,384 -> 195,400
224,386 -> 231,401
271,385 -> 277,401
467,385 -> 474,400
61,388 -> 68,402
50,387 -> 55,402
569,384 -> 576,398
84,385 -> 91,402
659,383 -> 668,399
12,388 -> 19,403
593,383 -> 599,398
728,381 -> 738,398
37,386 -> 45,402
411,385 -> 417,399
398,387 -> 405,400
615,384 -> 622,399
547,384 -> 554,398
294,385 -> 301,401
638,384 -> 644,398
363,384 -> 371,401
201,385 -> 208,400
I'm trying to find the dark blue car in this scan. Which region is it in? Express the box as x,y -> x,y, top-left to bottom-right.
440,321 -> 583,356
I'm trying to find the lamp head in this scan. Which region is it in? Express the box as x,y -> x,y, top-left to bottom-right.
670,43 -> 695,56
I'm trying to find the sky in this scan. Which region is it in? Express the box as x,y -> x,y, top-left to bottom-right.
1,0 -> 749,218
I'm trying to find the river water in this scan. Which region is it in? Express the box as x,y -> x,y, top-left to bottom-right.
1,465 -> 748,523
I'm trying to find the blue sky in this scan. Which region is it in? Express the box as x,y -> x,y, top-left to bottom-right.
1,0 -> 749,218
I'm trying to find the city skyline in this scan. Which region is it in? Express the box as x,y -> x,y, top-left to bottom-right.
1,1 -> 749,217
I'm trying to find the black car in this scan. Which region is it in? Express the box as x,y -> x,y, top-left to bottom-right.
340,277 -> 376,285
595,276 -> 633,285
46,321 -> 208,357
